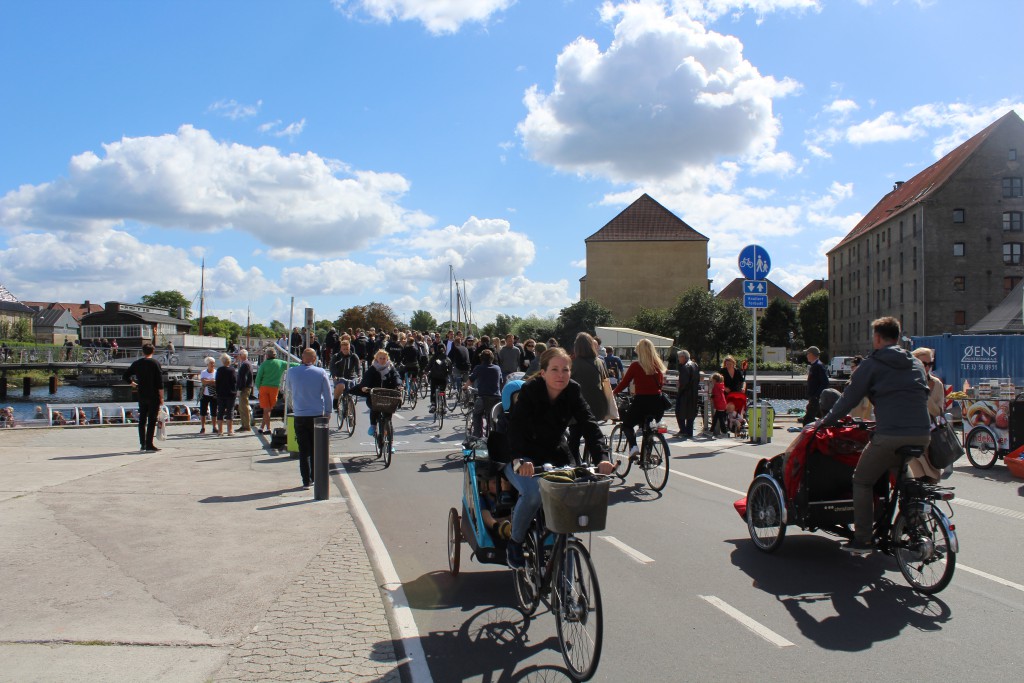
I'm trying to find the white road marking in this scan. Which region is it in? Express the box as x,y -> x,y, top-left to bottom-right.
599,535 -> 655,564
954,498 -> 1024,521
959,564 -> 1024,593
699,595 -> 795,648
670,469 -> 745,496
335,464 -> 434,683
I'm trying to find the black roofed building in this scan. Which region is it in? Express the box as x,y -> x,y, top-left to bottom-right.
80,301 -> 192,348
0,282 -> 36,337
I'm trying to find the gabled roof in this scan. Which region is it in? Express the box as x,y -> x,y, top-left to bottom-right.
716,278 -> 795,304
792,279 -> 827,303
586,194 -> 708,242
829,110 -> 1024,254
22,301 -> 105,323
33,307 -> 79,329
967,279 -> 1024,334
0,283 -> 34,314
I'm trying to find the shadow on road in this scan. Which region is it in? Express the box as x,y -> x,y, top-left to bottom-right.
198,487 -> 305,504
727,536 -> 951,651
51,451 -> 139,460
608,481 -> 662,505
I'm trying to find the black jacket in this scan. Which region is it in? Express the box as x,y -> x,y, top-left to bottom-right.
330,352 -> 360,380
236,360 -> 254,391
508,378 -> 608,468
448,343 -> 470,372
358,362 -> 400,394
807,359 -> 829,399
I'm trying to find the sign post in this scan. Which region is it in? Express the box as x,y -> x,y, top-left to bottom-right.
739,245 -> 771,444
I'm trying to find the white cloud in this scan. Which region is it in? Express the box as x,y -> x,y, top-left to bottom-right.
571,258 -> 586,268
673,0 -> 821,22
378,216 -> 536,283
332,0 -> 516,34
846,111 -> 922,144
0,229 -> 276,304
824,98 -> 858,117
259,118 -> 306,139
0,125 -> 431,256
208,98 -> 262,120
280,259 -> 384,295
517,1 -> 799,183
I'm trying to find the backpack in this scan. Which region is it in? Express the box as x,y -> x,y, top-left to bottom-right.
428,357 -> 450,381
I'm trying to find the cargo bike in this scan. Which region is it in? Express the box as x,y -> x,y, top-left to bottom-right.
957,393 -> 1024,471
446,438 -> 611,681
733,418 -> 959,594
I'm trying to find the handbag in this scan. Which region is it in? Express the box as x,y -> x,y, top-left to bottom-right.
927,417 -> 964,469
601,378 -> 619,421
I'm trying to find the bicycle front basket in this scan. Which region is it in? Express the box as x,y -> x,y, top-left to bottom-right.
369,388 -> 403,414
539,476 -> 611,534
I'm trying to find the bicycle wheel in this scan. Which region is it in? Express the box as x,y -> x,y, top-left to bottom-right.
554,539 -> 603,682
408,381 -> 418,410
642,433 -> 670,491
419,375 -> 429,399
382,418 -> 393,468
965,426 -> 998,469
436,391 -> 445,430
374,420 -> 384,460
746,476 -> 786,553
609,424 -> 631,478
447,383 -> 461,412
513,531 -> 541,616
344,396 -> 356,437
892,507 -> 956,594
335,400 -> 344,430
447,507 -> 461,576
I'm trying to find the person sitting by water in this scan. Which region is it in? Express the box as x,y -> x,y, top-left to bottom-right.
34,406 -> 45,419
51,411 -> 67,426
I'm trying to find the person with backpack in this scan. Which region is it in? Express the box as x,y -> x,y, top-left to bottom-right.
426,343 -> 452,413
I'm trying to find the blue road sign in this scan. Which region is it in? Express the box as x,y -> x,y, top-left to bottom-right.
738,245 -> 771,280
743,279 -> 767,295
743,293 -> 768,309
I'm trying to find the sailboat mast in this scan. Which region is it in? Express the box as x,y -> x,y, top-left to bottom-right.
198,258 -> 205,336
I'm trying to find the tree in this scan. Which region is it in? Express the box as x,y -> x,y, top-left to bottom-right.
336,302 -> 402,332
798,289 -> 829,354
246,323 -> 274,340
629,306 -> 672,338
193,315 -> 241,345
409,310 -> 438,332
512,315 -> 558,343
670,287 -> 718,363
140,290 -> 192,318
554,300 -> 614,348
714,299 -> 752,363
269,320 -> 287,337
758,298 -> 800,347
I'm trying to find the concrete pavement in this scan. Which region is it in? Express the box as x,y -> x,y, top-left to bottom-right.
0,422 -> 403,683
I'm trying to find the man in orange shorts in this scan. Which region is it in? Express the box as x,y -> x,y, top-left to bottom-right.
254,347 -> 292,434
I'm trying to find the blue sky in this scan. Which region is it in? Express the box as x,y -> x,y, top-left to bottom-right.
2,0 -> 1021,327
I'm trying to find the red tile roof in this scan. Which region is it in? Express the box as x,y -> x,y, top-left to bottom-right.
716,277 -> 795,304
792,279 -> 827,302
586,194 -> 708,242
829,110 -> 1023,254
22,301 -> 104,323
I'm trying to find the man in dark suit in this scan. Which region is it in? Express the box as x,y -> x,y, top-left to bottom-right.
674,350 -> 700,439
123,342 -> 164,452
802,346 -> 830,425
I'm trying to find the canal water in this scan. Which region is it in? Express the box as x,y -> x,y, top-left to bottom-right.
3,385 -> 120,422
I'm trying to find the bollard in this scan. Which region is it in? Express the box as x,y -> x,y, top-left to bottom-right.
23,376 -> 32,397
313,416 -> 330,501
49,374 -> 58,394
0,371 -> 6,400
186,378 -> 194,401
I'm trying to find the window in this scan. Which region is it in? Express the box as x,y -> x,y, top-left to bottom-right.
1004,276 -> 1022,294
913,214 -> 918,236
913,246 -> 918,270
913,279 -> 917,302
900,283 -> 904,303
1004,177 -> 1023,198
953,242 -> 965,256
1011,149 -> 1018,161
952,208 -> 965,223
899,220 -> 904,241
1004,242 -> 1023,264
1004,211 -> 1023,232
953,276 -> 965,291
954,310 -> 966,326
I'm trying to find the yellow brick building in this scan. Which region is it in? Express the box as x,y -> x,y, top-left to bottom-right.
580,194 -> 709,322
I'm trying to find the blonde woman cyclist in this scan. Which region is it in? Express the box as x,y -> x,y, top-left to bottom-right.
612,339 -> 667,459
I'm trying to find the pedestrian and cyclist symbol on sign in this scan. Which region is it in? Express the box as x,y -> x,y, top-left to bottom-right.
738,245 -> 771,309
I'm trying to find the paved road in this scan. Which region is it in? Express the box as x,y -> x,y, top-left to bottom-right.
332,397 -> 1024,682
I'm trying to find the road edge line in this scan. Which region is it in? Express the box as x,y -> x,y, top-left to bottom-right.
335,464 -> 434,683
959,563 -> 1024,593
670,469 -> 745,496
599,535 -> 655,564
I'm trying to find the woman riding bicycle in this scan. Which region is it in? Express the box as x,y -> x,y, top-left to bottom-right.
613,338 -> 667,460
359,349 -> 400,437
504,347 -> 615,569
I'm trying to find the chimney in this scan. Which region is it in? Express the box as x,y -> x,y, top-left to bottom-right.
893,181 -> 905,191
84,300 -> 90,308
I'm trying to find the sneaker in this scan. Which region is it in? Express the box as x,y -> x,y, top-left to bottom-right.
497,520 -> 512,540
428,405 -> 435,413
506,539 -> 525,569
368,426 -> 375,437
199,428 -> 205,435
842,539 -> 875,555
145,445 -> 161,452
628,445 -> 640,460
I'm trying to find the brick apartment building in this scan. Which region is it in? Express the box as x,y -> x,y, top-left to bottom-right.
827,110 -> 1024,356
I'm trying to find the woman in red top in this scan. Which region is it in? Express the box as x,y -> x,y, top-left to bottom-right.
613,338 -> 667,458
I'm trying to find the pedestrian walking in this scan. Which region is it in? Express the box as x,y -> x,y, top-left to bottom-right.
255,347 -> 293,434
123,342 -> 163,452
674,349 -> 700,438
802,346 -> 830,425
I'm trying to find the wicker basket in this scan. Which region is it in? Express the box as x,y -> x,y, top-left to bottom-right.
539,475 -> 611,534
369,388 -> 403,414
